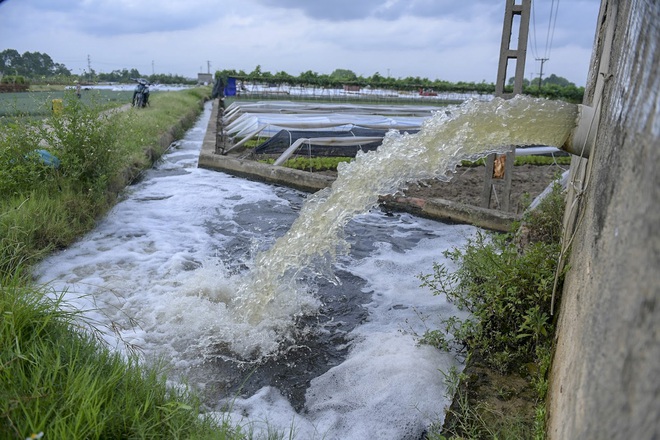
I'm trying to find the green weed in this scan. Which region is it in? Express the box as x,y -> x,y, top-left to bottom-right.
420,182 -> 567,438
418,183 -> 565,372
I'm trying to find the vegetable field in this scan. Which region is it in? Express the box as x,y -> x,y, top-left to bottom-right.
0,89 -> 134,118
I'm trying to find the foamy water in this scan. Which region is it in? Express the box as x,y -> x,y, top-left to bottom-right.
33,103 -> 473,438
34,96 -> 577,439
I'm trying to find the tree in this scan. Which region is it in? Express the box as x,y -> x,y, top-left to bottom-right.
0,49 -> 22,75
369,71 -> 385,85
299,70 -> 319,86
508,76 -> 531,87
0,49 -> 71,77
329,68 -> 357,82
248,65 -> 263,81
273,70 -> 294,84
543,73 -> 573,87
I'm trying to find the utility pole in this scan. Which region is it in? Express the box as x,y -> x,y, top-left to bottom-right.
87,54 -> 92,81
536,57 -> 549,91
207,60 -> 211,74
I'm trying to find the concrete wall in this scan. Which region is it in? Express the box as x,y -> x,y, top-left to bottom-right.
547,1 -> 659,438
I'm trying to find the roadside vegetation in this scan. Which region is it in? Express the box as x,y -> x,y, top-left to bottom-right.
0,88 -> 211,276
419,182 -> 566,439
0,86 -> 257,439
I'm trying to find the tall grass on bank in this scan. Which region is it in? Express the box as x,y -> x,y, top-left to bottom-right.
0,87 -> 209,277
0,87 -> 250,438
420,182 -> 567,439
0,270 -> 239,439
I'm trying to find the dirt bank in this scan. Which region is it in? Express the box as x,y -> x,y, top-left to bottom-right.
398,164 -> 567,214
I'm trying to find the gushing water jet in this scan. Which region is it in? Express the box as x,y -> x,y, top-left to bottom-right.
233,95 -> 581,325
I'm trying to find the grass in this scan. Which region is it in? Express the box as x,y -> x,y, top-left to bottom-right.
420,182 -> 567,439
0,270 -> 241,439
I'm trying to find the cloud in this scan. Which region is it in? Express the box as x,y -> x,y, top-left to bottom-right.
253,0 -> 501,22
8,0 -> 223,36
0,0 -> 601,85
80,0 -> 226,35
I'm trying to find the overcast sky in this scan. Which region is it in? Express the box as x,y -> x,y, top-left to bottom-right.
0,0 -> 601,85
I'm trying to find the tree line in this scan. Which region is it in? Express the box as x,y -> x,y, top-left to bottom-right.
0,49 -> 70,78
0,49 -> 195,85
216,65 -> 584,103
0,49 -> 583,102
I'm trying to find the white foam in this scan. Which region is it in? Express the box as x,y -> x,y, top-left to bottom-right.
219,223 -> 476,439
33,102 -> 478,439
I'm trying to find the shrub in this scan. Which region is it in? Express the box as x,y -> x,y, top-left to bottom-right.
419,182 -> 566,373
1,75 -> 27,84
0,119 -> 60,197
39,93 -> 123,195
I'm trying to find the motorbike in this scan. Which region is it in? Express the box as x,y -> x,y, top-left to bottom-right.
131,78 -> 151,108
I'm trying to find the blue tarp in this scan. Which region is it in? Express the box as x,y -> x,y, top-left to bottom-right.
33,149 -> 60,168
224,77 -> 237,96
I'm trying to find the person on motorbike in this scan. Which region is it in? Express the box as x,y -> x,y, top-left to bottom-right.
132,78 -> 150,108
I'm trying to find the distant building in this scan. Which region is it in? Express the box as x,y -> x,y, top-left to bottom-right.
197,73 -> 213,85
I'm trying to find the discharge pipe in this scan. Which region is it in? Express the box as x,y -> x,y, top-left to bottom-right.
559,0 -> 616,160
561,104 -> 597,159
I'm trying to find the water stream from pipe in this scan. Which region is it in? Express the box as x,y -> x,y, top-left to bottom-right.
234,95 -> 577,325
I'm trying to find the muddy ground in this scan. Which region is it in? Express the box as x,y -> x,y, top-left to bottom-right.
398,163 -> 567,214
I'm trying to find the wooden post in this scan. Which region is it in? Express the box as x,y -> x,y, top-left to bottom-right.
482,0 -> 531,210
215,98 -> 226,154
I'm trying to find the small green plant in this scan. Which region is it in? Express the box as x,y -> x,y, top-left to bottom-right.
419,182 -> 566,372
39,92 -> 124,195
440,365 -> 466,399
427,387 -> 534,440
261,156 -> 352,172
419,231 -> 561,372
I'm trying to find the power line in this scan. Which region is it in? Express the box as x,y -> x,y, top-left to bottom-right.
544,0 -> 560,59
529,0 -> 562,85
530,0 -> 539,59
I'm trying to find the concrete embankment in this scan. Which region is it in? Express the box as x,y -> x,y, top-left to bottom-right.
198,99 -> 519,232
